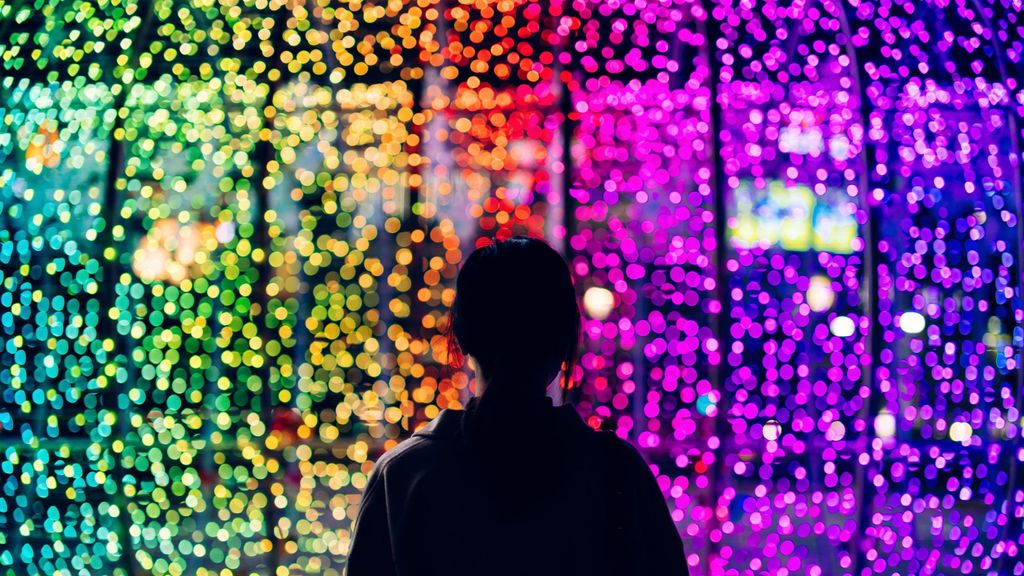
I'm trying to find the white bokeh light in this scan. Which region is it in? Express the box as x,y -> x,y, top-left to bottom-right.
582,286 -> 615,321
829,315 -> 855,338
899,311 -> 926,334
807,275 -> 836,312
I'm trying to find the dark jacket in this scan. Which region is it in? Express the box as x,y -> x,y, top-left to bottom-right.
346,395 -> 689,576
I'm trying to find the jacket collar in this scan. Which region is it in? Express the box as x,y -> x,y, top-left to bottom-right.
414,405 -> 465,438
414,395 -> 589,439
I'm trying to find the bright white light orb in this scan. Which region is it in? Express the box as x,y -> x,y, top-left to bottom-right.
949,422 -> 973,444
763,419 -> 782,441
583,286 -> 615,321
874,410 -> 896,439
216,221 -> 236,244
829,315 -> 855,338
807,275 -> 835,312
899,311 -> 926,334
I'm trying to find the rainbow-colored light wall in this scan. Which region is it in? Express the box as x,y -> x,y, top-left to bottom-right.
1,1 -> 1023,575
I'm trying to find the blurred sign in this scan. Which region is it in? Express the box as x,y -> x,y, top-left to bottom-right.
729,179 -> 858,254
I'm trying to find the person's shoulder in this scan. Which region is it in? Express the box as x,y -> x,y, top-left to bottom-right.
373,435 -> 434,471
372,408 -> 465,474
597,430 -> 654,471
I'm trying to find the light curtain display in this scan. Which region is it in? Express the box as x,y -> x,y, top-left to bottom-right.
1,1 -> 1023,575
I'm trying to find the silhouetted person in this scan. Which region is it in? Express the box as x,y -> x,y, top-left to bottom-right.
347,237 -> 689,576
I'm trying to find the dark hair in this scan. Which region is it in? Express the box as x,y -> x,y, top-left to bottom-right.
447,236 -> 581,404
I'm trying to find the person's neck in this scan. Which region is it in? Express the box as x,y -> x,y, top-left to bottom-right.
475,381 -> 550,403
472,375 -> 552,408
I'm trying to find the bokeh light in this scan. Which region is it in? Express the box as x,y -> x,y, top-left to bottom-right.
582,286 -> 615,321
1,1 -> 1023,576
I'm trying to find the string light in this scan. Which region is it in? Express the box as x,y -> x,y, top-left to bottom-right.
1,1 -> 1022,576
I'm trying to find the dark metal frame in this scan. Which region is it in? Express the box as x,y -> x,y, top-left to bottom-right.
965,1 -> 1024,569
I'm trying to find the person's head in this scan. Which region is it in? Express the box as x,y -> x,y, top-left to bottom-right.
448,236 -> 581,403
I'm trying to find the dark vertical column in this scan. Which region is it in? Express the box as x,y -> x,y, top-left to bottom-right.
629,284 -> 648,441
702,1 -> 730,430
101,92 -> 138,576
1001,86 -> 1024,576
248,8 -> 289,572
557,0 -> 579,404
699,2 -> 731,572
967,0 -> 1024,568
384,77 -> 420,430
252,75 -> 282,576
407,78 -> 425,226
376,75 -> 424,435
560,66 -> 575,260
836,4 -> 882,571
99,102 -> 127,349
97,5 -> 155,573
848,111 -> 884,576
